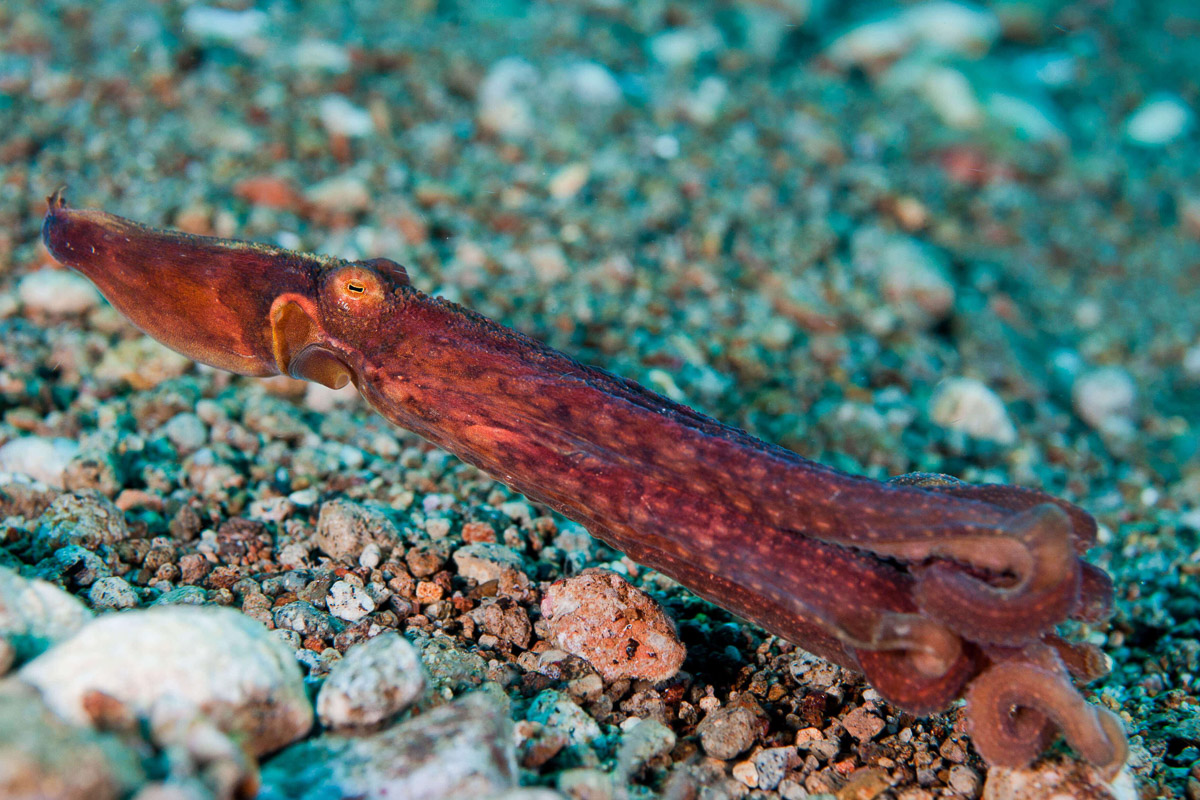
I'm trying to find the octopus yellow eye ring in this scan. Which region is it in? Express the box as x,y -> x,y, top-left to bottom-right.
346,281 -> 365,294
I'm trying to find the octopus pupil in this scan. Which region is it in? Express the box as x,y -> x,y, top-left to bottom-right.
347,282 -> 365,293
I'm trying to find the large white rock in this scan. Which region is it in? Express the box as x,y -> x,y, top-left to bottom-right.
0,436 -> 80,489
19,606 -> 312,756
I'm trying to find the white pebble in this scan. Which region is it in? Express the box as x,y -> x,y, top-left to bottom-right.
182,6 -> 267,46
478,57 -> 539,138
293,40 -> 351,73
87,577 -> 139,610
318,95 -> 374,138
326,580 -> 376,622
304,173 -> 371,214
18,269 -> 100,315
1072,366 -> 1137,432
566,62 -> 622,106
1125,95 -> 1193,146
0,436 -> 79,488
930,378 -> 1017,444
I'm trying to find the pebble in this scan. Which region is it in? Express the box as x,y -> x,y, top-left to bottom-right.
851,227 -> 955,328
17,268 -> 100,314
565,62 -> 622,106
541,569 -> 685,683
616,719 -> 676,779
696,704 -> 760,760
0,436 -> 80,488
274,601 -> 343,639
314,499 -> 400,563
325,580 -> 377,622
94,338 -> 191,390
557,768 -> 614,800
317,632 -> 426,729
452,543 -> 526,584
87,576 -> 140,610
162,413 -> 208,453
825,1 -> 999,70
948,764 -> 981,796
1072,366 -> 1137,434
304,173 -> 372,215
753,746 -> 799,792
34,490 -> 131,558
0,564 -> 93,666
929,378 -> 1018,445
841,705 -> 886,742
259,690 -> 516,800
527,690 -> 601,746
0,682 -> 145,800
19,605 -> 313,756
478,58 -> 539,138
1124,94 -> 1193,146
293,40 -> 351,74
318,95 -> 375,138
182,5 -> 268,47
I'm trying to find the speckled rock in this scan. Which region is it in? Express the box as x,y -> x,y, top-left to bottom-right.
33,490 -> 131,559
527,690 -> 602,746
259,690 -> 516,800
316,632 -> 426,730
325,580 -> 376,622
17,268 -> 101,314
930,378 -> 1017,444
19,606 -> 313,756
0,564 -> 93,666
410,632 -> 488,696
851,226 -> 955,328
696,702 -> 763,760
0,682 -> 145,800
453,543 -> 526,584
540,569 -> 685,683
274,601 -> 343,639
314,499 -> 400,563
87,576 -> 140,610
0,437 -> 80,489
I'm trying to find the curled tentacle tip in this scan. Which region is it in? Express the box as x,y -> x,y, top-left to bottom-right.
46,186 -> 68,211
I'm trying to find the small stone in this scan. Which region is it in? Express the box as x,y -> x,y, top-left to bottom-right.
842,705 -> 886,742
162,413 -> 208,453
259,691 -> 515,800
0,564 -> 94,665
326,580 -> 376,622
453,543 -> 525,584
314,499 -> 399,563
980,757 -> 1133,800
948,764 -> 980,796
753,747 -> 799,791
1072,366 -> 1137,433
851,227 -> 954,328
182,6 -> 268,46
0,436 -> 80,488
557,768 -> 614,800
34,490 -> 130,559
318,95 -> 374,138
305,174 -> 371,215
469,598 -> 532,649
528,691 -> 602,746
292,40 -> 351,73
930,378 -> 1017,445
87,577 -> 139,610
565,62 -> 622,106
541,569 -> 685,684
548,163 -> 591,201
732,760 -> 758,787
696,705 -> 760,760
274,601 -> 342,640
616,719 -> 676,778
317,632 -> 426,729
19,606 -> 313,756
1125,94 -> 1193,147
94,338 -> 191,390
18,268 -> 100,314
478,57 -> 539,139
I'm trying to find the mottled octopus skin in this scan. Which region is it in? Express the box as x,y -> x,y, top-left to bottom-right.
40,195 -> 1127,777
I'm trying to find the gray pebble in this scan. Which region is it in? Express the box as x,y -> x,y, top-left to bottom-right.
88,577 -> 139,610
317,632 -> 426,730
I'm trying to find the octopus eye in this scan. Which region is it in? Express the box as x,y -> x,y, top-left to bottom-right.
346,281 -> 365,294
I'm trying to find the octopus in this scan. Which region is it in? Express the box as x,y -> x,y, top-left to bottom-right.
40,192 -> 1127,777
